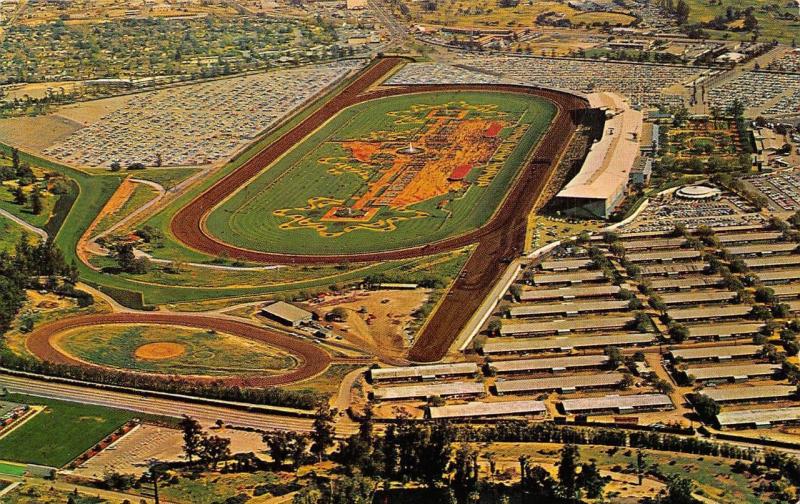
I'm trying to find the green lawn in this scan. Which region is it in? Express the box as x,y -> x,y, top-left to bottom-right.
0,214 -> 39,253
57,323 -> 296,377
0,393 -> 135,468
0,462 -> 26,476
92,181 -> 159,236
205,91 -> 555,255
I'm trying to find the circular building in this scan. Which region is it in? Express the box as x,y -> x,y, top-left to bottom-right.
676,185 -> 722,200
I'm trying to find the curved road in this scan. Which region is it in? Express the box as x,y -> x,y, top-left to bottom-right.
25,312 -> 331,387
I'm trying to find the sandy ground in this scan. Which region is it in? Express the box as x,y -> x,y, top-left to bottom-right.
78,177 -> 135,267
55,94 -> 135,126
306,289 -> 430,361
2,81 -> 84,100
0,115 -> 82,152
73,424 -> 266,479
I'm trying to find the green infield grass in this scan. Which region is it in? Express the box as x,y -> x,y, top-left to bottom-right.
205,91 -> 555,255
55,323 -> 297,377
0,393 -> 136,468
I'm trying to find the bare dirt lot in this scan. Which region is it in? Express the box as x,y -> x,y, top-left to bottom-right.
307,289 -> 430,361
0,115 -> 82,152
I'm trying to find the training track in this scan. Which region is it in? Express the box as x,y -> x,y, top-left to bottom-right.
169,57 -> 589,362
25,312 -> 331,386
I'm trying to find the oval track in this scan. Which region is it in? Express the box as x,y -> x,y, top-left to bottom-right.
26,313 -> 331,386
171,58 -> 588,264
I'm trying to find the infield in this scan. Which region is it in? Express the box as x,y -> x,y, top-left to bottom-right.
53,323 -> 298,378
205,91 -> 556,255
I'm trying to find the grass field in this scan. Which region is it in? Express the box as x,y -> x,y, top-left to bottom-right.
684,0 -> 800,44
206,91 -> 555,255
0,214 -> 39,253
55,323 -> 297,377
0,393 -> 136,468
92,181 -> 159,236
401,0 -> 636,29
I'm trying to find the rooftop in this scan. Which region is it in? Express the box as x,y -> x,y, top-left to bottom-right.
495,372 -> 624,394
560,393 -> 673,413
667,304 -> 750,321
684,363 -> 781,381
686,322 -> 764,338
372,381 -> 485,400
669,344 -> 761,361
261,301 -> 313,323
370,362 -> 479,381
716,406 -> 800,427
500,315 -> 634,335
490,354 -> 609,373
482,333 -> 655,354
519,285 -> 620,301
700,385 -> 796,403
428,399 -> 547,419
509,300 -> 628,317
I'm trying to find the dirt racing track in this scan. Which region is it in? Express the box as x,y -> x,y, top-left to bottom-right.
25,313 -> 331,387
169,57 -> 589,362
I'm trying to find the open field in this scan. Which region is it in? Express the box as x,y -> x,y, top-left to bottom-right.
0,214 -> 39,253
399,0 -> 636,29
25,312 -> 330,387
206,90 -> 555,255
54,324 -> 297,378
684,0 -> 800,45
0,393 -> 135,468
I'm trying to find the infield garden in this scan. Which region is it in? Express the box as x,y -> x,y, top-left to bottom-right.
53,324 -> 298,378
205,91 -> 556,255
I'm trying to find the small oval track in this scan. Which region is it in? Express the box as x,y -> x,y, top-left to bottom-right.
26,312 -> 331,386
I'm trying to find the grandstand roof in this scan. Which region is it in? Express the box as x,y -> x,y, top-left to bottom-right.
557,92 -> 642,202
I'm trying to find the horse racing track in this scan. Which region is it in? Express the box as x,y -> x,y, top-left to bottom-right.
25,313 -> 331,386
169,57 -> 589,361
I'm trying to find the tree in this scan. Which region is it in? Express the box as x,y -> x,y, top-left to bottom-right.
11,148 -> 19,172
665,474 -> 699,504
450,444 -> 479,501
110,161 -> 122,172
605,346 -> 624,368
692,395 -> 720,424
635,450 -> 647,485
179,415 -> 204,464
577,461 -> 607,499
200,435 -> 231,469
558,444 -> 580,502
522,464 -> 557,499
743,12 -> 758,32
30,187 -> 42,215
669,323 -> 690,343
311,403 -> 337,462
11,185 -> 26,206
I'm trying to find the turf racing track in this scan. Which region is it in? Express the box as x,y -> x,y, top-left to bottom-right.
170,57 -> 589,362
25,313 -> 332,387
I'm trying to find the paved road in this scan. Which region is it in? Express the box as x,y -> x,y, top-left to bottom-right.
0,374 -> 314,432
0,208 -> 48,241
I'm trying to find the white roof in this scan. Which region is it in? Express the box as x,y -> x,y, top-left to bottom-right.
717,406 -> 800,427
490,354 -> 609,373
519,284 -> 620,301
685,363 -> 781,381
687,322 -> 763,338
372,381 -> 484,400
370,362 -> 479,381
701,385 -> 796,403
495,372 -> 624,393
500,315 -> 634,335
561,393 -> 672,413
261,301 -> 313,323
667,304 -> 750,321
482,333 -> 655,354
533,270 -> 606,285
509,299 -> 627,317
726,243 -> 797,255
557,92 -> 642,201
669,344 -> 761,361
429,400 -> 546,419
